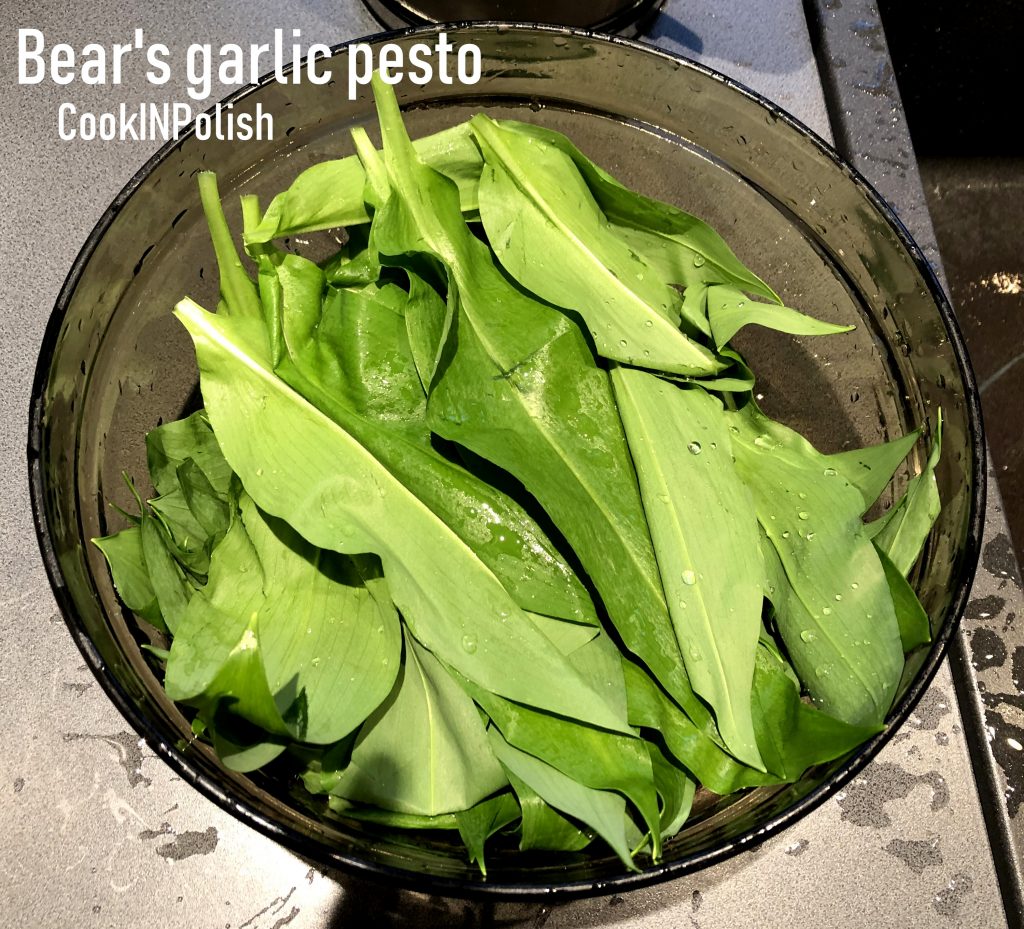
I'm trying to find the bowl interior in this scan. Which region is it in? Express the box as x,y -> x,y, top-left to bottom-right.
31,25 -> 982,897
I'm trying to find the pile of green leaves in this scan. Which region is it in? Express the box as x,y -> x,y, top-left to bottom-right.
96,76 -> 942,874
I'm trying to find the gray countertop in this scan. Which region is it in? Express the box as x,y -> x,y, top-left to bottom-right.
1,1 -> 1019,926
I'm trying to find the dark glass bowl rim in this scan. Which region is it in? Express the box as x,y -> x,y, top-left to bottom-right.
362,0 -> 664,34
27,21 -> 987,901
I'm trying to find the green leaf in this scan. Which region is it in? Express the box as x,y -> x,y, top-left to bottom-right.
455,791 -> 521,875
622,659 -> 773,795
488,726 -> 635,869
875,542 -> 931,651
874,412 -> 943,576
287,276 -> 428,433
147,448 -> 233,587
333,631 -> 507,816
140,514 -> 191,634
679,282 -> 712,338
551,620 -> 626,719
735,405 -> 905,727
706,285 -> 854,350
146,410 -> 233,500
284,261 -> 598,626
613,372 -> 765,771
824,430 -> 921,514
176,458 -> 230,538
245,123 -> 483,244
197,171 -> 263,321
750,642 -> 880,781
321,227 -> 382,288
92,526 -> 164,628
261,248 -> 597,627
463,671 -> 662,859
148,487 -> 211,578
351,125 -> 391,208
299,738 -> 357,795
366,76 -> 709,740
508,772 -> 592,852
471,115 -> 721,376
647,742 -> 695,839
403,269 -> 452,392
241,496 -> 402,744
203,705 -> 288,773
175,297 -> 627,732
661,348 -> 756,396
496,119 -> 779,303
166,493 -> 400,745
157,515 -> 262,694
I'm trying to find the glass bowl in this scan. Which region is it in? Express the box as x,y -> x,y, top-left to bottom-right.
28,23 -> 985,899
